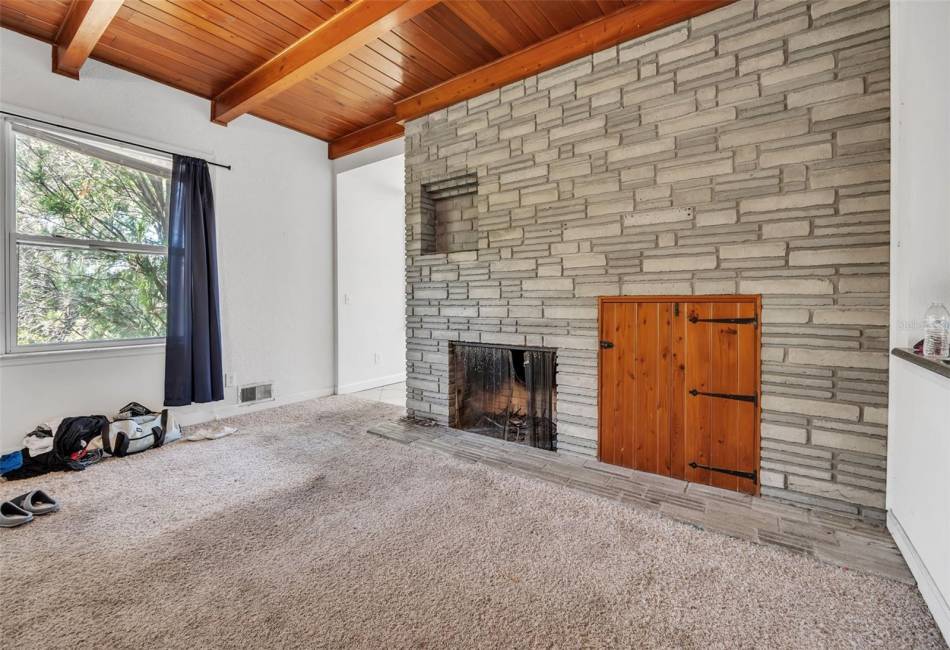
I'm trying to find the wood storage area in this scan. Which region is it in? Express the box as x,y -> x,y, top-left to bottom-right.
599,295 -> 761,495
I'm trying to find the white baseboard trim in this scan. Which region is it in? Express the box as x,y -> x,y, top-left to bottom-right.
337,373 -> 406,394
172,387 -> 335,427
888,510 -> 950,643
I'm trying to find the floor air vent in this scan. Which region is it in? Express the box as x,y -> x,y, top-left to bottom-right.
239,382 -> 273,404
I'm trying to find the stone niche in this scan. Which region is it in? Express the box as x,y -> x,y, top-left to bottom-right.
420,173 -> 478,254
403,0 -> 891,521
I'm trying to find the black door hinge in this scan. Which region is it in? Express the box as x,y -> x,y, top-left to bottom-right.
688,314 -> 758,327
689,462 -> 757,483
689,388 -> 758,405
600,340 -> 614,349
674,303 -> 680,317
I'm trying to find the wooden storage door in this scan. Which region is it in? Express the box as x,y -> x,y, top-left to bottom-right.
598,296 -> 760,495
680,300 -> 759,494
599,301 -> 672,475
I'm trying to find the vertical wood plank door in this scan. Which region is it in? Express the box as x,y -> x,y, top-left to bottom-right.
680,299 -> 760,495
598,301 -> 673,475
598,296 -> 761,495
599,300 -> 637,469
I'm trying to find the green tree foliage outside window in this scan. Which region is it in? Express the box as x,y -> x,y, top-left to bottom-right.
13,130 -> 169,346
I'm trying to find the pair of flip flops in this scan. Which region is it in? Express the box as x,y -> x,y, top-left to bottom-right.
0,490 -> 60,528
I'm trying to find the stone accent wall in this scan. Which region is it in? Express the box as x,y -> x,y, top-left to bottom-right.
404,0 -> 890,519
422,173 -> 479,254
435,193 -> 478,254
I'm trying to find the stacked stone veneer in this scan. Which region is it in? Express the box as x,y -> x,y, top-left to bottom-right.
404,0 -> 890,520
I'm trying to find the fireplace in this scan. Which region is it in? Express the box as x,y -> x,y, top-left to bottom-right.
451,343 -> 556,451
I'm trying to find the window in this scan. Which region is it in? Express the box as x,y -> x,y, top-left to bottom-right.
3,118 -> 171,352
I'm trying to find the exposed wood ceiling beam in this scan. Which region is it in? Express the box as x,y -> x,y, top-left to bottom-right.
52,0 -> 123,79
329,0 -> 734,158
394,0 -> 735,121
328,117 -> 404,159
442,1 -> 524,55
211,0 -> 439,126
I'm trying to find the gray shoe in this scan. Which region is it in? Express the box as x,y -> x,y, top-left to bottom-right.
11,489 -> 60,516
0,500 -> 33,528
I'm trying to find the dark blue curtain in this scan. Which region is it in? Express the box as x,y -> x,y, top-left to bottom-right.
164,156 -> 223,406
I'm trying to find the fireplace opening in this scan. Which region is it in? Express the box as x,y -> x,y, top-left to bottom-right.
452,343 -> 556,451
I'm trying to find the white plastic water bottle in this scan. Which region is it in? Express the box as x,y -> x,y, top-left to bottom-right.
923,302 -> 950,359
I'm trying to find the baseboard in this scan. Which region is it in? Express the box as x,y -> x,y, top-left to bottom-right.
172,387 -> 335,427
888,510 -> 950,643
337,373 -> 406,394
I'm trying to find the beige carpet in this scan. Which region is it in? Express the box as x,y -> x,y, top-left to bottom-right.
0,396 -> 943,649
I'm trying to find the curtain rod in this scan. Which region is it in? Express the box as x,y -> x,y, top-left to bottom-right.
0,110 -> 231,170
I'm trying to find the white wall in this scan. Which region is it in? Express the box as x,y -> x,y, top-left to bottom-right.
332,138 -> 404,175
889,3 -> 950,348
0,29 -> 335,451
335,154 -> 406,393
887,0 -> 950,642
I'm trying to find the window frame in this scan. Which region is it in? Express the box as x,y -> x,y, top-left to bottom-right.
1,116 -> 171,355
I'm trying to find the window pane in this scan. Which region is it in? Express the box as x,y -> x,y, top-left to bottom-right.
14,132 -> 170,245
17,245 -> 167,346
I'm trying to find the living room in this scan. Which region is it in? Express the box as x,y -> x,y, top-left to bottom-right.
0,1 -> 947,646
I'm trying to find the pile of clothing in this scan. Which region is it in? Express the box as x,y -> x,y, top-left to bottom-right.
0,402 -> 181,481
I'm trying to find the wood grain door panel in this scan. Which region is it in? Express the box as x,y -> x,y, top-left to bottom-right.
599,300 -> 636,468
599,300 -> 674,476
682,300 -> 758,493
599,296 -> 760,495
633,302 -> 673,476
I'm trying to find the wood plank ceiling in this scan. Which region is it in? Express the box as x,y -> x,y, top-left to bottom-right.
0,0 -> 732,158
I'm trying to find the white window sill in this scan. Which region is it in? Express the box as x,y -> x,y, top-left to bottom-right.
0,342 -> 165,367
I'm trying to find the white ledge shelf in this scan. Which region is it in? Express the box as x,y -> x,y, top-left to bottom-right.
892,348 -> 950,380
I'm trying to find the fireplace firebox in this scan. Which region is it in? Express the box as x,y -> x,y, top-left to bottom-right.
451,343 -> 556,451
